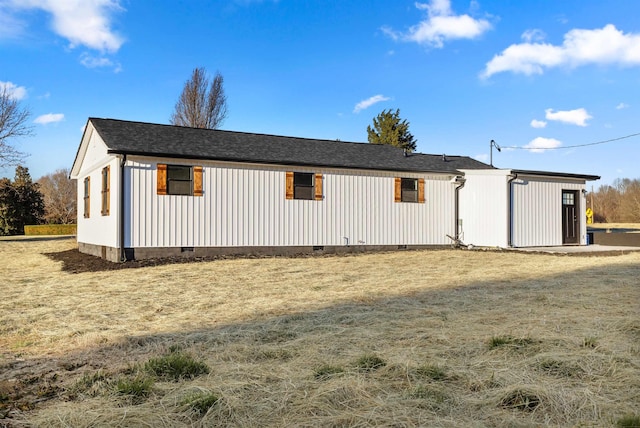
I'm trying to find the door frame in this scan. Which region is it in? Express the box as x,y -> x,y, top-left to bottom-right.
562,190 -> 579,245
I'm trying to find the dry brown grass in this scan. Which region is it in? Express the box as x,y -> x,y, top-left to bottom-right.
1,238 -> 639,427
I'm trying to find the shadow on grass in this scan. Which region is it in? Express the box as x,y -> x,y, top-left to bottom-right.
2,256 -> 639,425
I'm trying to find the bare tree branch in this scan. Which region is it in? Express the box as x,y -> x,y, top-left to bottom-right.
0,86 -> 32,168
37,168 -> 77,224
170,67 -> 228,129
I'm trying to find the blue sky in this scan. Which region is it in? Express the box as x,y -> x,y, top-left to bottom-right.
1,0 -> 639,187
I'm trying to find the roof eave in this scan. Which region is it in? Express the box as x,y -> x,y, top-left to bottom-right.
107,149 -> 462,175
511,169 -> 600,181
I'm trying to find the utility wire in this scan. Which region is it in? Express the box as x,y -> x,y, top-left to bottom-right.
501,132 -> 640,150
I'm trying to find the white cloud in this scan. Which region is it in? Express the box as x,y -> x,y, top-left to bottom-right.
382,0 -> 492,48
0,81 -> 27,100
79,52 -> 122,71
34,113 -> 64,125
521,29 -> 546,43
523,137 -> 562,153
616,102 -> 629,109
353,94 -> 390,113
7,0 -> 124,52
481,24 -> 640,78
530,119 -> 547,128
545,108 -> 592,126
474,153 -> 489,162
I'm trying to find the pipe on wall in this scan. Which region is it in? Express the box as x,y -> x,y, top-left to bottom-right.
507,172 -> 518,247
119,154 -> 127,262
453,176 -> 466,240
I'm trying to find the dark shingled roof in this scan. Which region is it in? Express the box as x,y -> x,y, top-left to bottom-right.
89,118 -> 493,174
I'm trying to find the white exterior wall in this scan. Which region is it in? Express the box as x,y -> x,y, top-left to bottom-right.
511,176 -> 586,247
75,128 -> 120,248
459,169 -> 588,248
124,157 -> 457,248
458,170 -> 509,248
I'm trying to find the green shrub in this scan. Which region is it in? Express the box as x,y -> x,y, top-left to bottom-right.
487,335 -> 535,350
70,371 -> 110,397
408,384 -> 448,402
416,364 -> 447,381
24,224 -> 76,236
582,336 -> 598,348
537,358 -> 583,378
145,352 -> 209,381
182,391 -> 220,415
254,348 -> 294,361
617,414 -> 640,428
355,354 -> 386,372
115,375 -> 153,402
314,364 -> 344,380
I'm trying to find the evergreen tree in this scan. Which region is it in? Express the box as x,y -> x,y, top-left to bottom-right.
0,166 -> 44,235
367,109 -> 417,152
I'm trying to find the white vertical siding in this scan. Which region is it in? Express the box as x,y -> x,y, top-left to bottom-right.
460,169 -> 588,248
75,128 -> 120,248
458,171 -> 509,248
124,157 -> 457,248
512,176 -> 586,247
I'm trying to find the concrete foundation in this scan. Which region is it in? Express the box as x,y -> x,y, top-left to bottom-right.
78,242 -> 121,262
79,242 -> 448,262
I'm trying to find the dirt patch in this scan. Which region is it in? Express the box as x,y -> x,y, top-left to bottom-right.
44,245 -> 634,274
43,249 -> 276,274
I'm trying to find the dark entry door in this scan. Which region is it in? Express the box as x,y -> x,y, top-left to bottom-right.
562,190 -> 579,244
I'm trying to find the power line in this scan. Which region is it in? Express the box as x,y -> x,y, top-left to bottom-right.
501,131 -> 640,150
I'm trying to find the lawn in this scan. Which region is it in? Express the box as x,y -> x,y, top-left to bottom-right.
1,238 -> 639,427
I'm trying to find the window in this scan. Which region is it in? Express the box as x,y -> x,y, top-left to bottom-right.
168,165 -> 192,195
401,178 -> 418,202
157,164 -> 203,196
101,166 -> 110,215
394,177 -> 425,203
562,192 -> 575,206
83,177 -> 90,218
285,171 -> 323,200
294,172 -> 314,200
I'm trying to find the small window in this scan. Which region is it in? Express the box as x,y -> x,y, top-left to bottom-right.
294,172 -> 314,200
562,192 -> 575,206
394,177 -> 425,203
285,171 -> 323,200
157,164 -> 203,197
167,165 -> 193,195
401,178 -> 418,202
101,166 -> 110,216
83,177 -> 90,218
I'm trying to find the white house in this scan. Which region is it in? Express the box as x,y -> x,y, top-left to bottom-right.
70,118 -> 599,262
458,169 -> 598,248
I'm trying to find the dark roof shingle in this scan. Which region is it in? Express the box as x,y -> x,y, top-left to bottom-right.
90,118 -> 492,174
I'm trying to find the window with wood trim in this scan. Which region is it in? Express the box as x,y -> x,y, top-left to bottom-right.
101,166 -> 110,215
157,164 -> 203,196
285,171 -> 323,200
394,177 -> 425,203
83,176 -> 90,218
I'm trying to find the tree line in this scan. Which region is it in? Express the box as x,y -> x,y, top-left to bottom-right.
590,178 -> 640,223
0,167 -> 75,235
